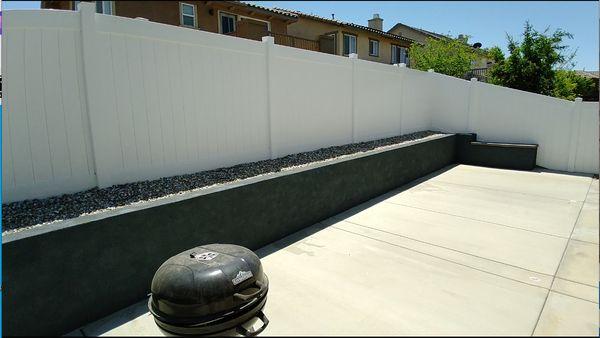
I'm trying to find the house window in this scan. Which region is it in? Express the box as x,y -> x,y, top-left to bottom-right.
73,1 -> 114,14
180,3 -> 196,28
391,45 -> 409,65
369,39 -> 379,56
328,33 -> 337,54
220,12 -> 237,34
343,34 -> 357,55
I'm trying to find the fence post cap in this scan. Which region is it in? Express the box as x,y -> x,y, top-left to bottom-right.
349,53 -> 358,59
262,36 -> 274,44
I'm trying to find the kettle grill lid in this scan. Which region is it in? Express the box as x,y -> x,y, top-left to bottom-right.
150,244 -> 265,305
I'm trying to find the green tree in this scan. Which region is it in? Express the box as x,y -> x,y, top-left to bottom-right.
553,70 -> 596,101
487,46 -> 505,63
487,21 -> 575,96
409,36 -> 477,78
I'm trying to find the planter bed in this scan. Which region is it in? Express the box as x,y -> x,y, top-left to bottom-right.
455,133 -> 538,170
3,131 -> 442,233
3,132 -> 455,336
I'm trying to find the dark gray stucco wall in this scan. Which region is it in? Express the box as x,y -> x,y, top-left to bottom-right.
3,135 -> 455,336
455,133 -> 538,170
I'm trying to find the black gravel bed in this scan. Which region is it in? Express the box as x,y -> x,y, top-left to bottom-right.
2,131 -> 444,233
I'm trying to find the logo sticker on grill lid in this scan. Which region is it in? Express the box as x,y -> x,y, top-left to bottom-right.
190,251 -> 219,261
232,270 -> 253,285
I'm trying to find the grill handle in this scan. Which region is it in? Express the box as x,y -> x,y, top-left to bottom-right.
236,310 -> 269,337
233,280 -> 266,301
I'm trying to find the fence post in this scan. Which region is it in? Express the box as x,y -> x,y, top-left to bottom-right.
349,53 -> 358,143
467,77 -> 479,133
262,36 -> 275,159
426,69 -> 436,129
397,63 -> 406,135
78,2 -> 102,187
567,97 -> 583,172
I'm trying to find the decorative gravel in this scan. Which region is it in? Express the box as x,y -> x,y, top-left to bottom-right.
2,130 -> 444,233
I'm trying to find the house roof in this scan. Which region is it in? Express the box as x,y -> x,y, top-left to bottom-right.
224,1 -> 298,20
272,7 -> 415,44
387,22 -> 449,41
575,70 -> 600,79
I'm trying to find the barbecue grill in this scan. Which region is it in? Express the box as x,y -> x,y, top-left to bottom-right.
148,244 -> 269,336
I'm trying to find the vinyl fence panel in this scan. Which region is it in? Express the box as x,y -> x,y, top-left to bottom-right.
2,4 -> 598,203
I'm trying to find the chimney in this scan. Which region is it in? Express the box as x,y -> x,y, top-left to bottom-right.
368,13 -> 383,31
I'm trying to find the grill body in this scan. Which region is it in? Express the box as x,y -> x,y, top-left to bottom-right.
149,244 -> 269,336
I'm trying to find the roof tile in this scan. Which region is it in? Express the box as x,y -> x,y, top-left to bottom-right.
272,7 -> 415,43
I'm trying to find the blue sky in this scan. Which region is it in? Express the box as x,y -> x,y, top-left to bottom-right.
4,1 -> 598,70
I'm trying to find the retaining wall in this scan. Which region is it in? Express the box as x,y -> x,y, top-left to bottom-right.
2,134 -> 456,336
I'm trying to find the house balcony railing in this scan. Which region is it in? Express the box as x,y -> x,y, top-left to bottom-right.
269,31 -> 320,52
465,67 -> 489,82
224,20 -> 335,54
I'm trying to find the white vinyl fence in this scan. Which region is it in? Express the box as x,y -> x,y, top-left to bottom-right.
2,4 -> 598,203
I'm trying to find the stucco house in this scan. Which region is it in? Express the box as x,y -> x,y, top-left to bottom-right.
387,21 -> 448,44
388,21 -> 493,73
41,1 -> 298,43
278,10 -> 415,65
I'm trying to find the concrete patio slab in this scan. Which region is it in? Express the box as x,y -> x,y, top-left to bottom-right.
556,240 -> 599,287
584,179 -> 598,204
589,179 -> 599,196
63,165 -> 598,336
327,218 -> 553,289
430,165 -> 592,201
571,202 -> 599,244
75,301 -> 159,337
257,224 -> 548,336
382,180 -> 583,238
533,292 -> 598,336
335,202 -> 567,275
551,278 -> 598,303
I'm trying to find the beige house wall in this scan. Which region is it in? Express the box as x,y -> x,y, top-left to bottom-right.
345,29 -> 411,64
41,1 -> 291,35
472,55 -> 493,69
287,17 -> 411,65
389,24 -> 494,70
286,17 -> 337,41
387,25 -> 429,44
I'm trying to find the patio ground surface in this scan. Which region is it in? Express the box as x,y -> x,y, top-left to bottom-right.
66,164 -> 599,336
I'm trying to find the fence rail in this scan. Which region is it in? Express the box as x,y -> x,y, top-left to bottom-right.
2,4 -> 598,203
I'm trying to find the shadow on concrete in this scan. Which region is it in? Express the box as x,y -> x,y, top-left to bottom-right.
255,164 -> 457,260
533,166 -> 595,179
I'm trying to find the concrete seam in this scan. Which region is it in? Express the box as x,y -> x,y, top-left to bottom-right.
339,219 -> 555,277
330,226 -> 551,291
383,200 -> 573,240
529,179 -> 593,336
549,289 -> 599,305
433,178 -> 590,203
568,238 -> 599,245
552,276 -> 598,289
